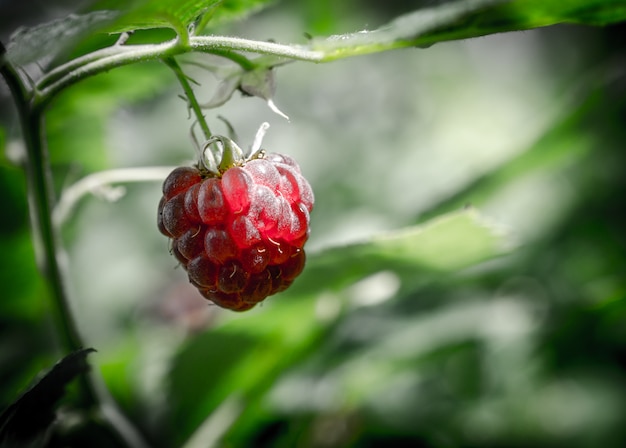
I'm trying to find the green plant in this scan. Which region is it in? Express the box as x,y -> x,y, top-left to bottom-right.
1,1 -> 625,447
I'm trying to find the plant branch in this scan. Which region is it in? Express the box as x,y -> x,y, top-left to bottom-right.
200,49 -> 256,71
34,36 -> 324,110
1,43 -> 85,364
163,56 -> 212,140
38,44 -> 139,89
1,43 -> 149,448
54,166 -> 177,226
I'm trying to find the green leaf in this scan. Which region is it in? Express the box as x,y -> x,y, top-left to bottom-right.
0,349 -> 95,448
5,11 -> 118,67
196,0 -> 277,30
309,0 -> 626,61
311,0 -> 507,59
474,0 -> 626,28
293,208 -> 513,296
167,209 -> 510,445
95,0 -> 220,35
93,0 -> 275,34
167,298 -> 323,446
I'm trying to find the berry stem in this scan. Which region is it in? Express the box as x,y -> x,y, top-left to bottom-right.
201,49 -> 256,71
163,56 -> 212,141
1,43 -> 149,448
202,135 -> 245,172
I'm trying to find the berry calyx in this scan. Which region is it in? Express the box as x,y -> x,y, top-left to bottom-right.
158,129 -> 313,311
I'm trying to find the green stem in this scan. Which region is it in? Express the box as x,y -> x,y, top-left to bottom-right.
203,49 -> 256,71
34,36 -> 325,109
1,45 -> 149,448
163,56 -> 212,140
1,47 -> 85,363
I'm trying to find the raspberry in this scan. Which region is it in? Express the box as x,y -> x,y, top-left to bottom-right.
158,140 -> 313,311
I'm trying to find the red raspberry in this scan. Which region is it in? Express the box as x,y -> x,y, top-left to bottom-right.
158,149 -> 313,311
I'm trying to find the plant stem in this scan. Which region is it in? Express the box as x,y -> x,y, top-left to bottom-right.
202,49 -> 256,71
1,45 -> 149,448
1,46 -> 86,360
163,56 -> 212,140
34,36 -> 325,109
53,166 -> 177,227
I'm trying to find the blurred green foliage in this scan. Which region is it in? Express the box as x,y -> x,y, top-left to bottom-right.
1,1 -> 626,447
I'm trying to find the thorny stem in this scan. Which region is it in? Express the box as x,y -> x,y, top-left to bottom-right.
163,56 -> 212,140
0,44 -> 149,448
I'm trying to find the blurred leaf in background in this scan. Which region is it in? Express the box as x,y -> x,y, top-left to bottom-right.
1,0 -> 626,447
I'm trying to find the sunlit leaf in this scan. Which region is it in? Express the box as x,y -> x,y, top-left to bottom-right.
93,0 -> 220,35
476,0 -> 626,28
197,0 -> 277,30
311,0 -> 507,60
92,0 -> 274,34
309,0 -> 626,61
293,208 -> 513,295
